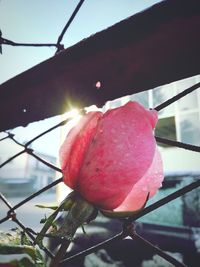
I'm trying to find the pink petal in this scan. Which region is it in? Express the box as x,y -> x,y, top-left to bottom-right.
78,102 -> 158,210
147,109 -> 158,129
114,148 -> 164,212
60,111 -> 102,188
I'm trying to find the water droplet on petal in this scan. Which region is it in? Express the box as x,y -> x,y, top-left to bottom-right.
95,81 -> 101,89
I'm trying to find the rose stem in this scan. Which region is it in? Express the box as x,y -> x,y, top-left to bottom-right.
49,239 -> 71,267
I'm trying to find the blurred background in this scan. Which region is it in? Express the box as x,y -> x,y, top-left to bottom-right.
0,1 -> 200,266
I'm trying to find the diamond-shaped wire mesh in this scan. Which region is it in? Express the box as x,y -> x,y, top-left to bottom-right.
1,1 -> 200,266
0,82 -> 200,267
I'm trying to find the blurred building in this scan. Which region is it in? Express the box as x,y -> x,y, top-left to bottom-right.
0,139 -> 56,194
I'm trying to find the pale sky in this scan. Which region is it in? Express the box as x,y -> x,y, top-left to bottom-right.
0,0 -> 161,157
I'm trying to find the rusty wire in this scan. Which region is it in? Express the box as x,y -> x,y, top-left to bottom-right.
0,2 -> 200,265
55,0 -> 85,54
0,0 -> 85,54
0,82 -> 199,267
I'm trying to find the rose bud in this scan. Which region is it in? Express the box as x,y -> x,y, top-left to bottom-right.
60,101 -> 164,215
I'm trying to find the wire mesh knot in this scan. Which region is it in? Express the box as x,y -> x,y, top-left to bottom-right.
7,210 -> 17,221
122,220 -> 136,238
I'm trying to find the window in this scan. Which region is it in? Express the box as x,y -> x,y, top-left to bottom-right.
178,91 -> 198,111
130,91 -> 149,108
104,74 -> 200,150
152,84 -> 176,115
179,113 -> 200,146
155,116 -> 177,147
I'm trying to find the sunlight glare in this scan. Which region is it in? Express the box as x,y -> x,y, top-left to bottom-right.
63,108 -> 80,120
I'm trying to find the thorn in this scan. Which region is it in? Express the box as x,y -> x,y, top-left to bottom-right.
81,224 -> 87,234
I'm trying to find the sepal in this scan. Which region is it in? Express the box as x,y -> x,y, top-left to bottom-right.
100,193 -> 149,218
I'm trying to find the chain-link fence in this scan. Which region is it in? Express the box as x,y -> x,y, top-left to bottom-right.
1,1 -> 200,266
0,81 -> 200,267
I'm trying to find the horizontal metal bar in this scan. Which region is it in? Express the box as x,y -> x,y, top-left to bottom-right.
0,0 -> 199,130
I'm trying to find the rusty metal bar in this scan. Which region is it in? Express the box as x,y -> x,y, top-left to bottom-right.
0,0 -> 199,131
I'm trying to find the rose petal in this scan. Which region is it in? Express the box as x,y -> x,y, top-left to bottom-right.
147,109 -> 158,129
114,148 -> 164,212
78,102 -> 157,210
60,111 -> 102,188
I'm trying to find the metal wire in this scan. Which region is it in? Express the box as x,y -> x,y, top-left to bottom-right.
0,0 -> 85,54
154,82 -> 200,111
1,82 -> 199,267
155,136 -> 200,152
0,36 -> 59,48
0,2 -> 200,265
55,0 -> 85,54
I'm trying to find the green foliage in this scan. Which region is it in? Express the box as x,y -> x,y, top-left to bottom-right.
0,229 -> 45,267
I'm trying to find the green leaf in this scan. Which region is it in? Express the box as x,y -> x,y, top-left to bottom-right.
35,204 -> 58,210
0,230 -> 45,267
34,192 -> 77,248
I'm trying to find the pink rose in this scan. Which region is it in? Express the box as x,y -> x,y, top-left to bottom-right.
60,101 -> 164,212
